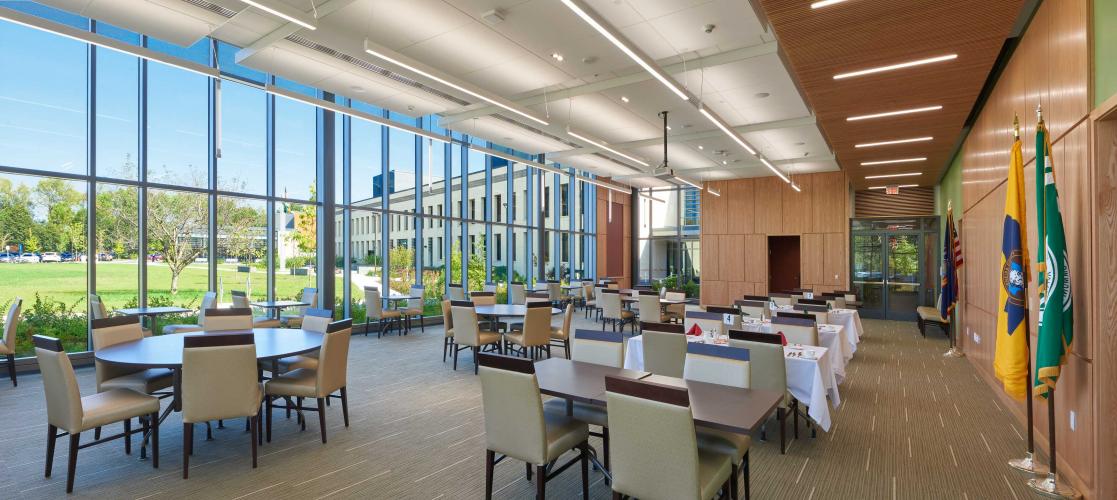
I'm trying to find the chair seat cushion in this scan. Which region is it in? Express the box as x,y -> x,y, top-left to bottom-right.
550,327 -> 568,340
477,331 -> 502,346
402,308 -> 423,315
265,368 -> 319,398
162,324 -> 202,335
916,306 -> 947,322
543,411 -> 590,463
265,354 -> 318,373
252,317 -> 282,328
79,389 -> 161,432
100,368 -> 174,394
444,327 -> 455,338
619,310 -> 634,319
698,448 -> 734,500
696,428 -> 752,465
378,310 -> 403,319
543,399 -> 608,427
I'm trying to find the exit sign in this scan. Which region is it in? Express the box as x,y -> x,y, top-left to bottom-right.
885,185 -> 900,195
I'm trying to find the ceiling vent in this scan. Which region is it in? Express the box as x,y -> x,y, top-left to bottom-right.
481,9 -> 506,25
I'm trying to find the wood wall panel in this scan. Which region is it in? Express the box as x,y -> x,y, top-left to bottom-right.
701,233 -> 720,283
824,232 -> 846,287
811,171 -> 848,232
744,234 -> 767,284
1091,106 -> 1117,500
800,233 -> 824,286
702,180 -> 728,235
719,234 -> 745,282
596,185 -> 632,289
726,179 -> 755,235
782,174 -> 811,234
753,176 -> 784,235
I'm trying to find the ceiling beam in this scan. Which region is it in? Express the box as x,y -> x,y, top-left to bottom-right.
437,41 -> 778,127
544,115 -> 816,159
234,0 -> 358,64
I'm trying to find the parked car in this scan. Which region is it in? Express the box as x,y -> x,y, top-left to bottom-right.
97,252 -> 114,261
17,253 -> 40,263
0,253 -> 14,263
60,252 -> 73,261
40,252 -> 62,263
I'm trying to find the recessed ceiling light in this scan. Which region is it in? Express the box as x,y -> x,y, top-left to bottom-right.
794,141 -> 806,146
620,96 -> 629,103
349,85 -> 365,93
755,92 -> 770,98
860,157 -> 927,166
811,0 -> 850,9
868,183 -> 920,190
864,172 -> 923,179
855,136 -> 933,148
722,160 -> 728,165
834,54 -> 957,80
666,125 -> 672,131
847,105 -> 942,122
551,52 -> 565,62
697,145 -> 704,150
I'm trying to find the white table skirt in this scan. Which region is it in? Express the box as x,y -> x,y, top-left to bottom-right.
623,336 -> 838,431
829,309 -> 863,354
740,320 -> 848,383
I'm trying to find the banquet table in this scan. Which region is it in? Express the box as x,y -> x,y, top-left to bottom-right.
740,319 -> 848,382
776,306 -> 862,358
623,335 -> 838,431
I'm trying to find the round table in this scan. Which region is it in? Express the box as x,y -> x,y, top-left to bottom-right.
474,305 -> 561,317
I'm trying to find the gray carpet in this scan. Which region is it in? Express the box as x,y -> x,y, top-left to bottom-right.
0,315 -> 1047,499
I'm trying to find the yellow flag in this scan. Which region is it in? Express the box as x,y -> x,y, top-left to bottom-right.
993,137 -> 1030,400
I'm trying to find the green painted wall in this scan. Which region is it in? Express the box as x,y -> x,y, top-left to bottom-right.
937,153 -> 963,219
1097,0 -> 1117,107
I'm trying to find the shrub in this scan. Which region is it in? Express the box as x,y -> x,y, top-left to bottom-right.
8,294 -> 87,356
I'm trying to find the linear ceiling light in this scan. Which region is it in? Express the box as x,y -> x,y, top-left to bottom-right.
364,39 -> 549,126
560,0 -> 689,101
868,184 -> 920,190
811,0 -> 850,8
760,158 -> 791,183
267,85 -> 449,145
699,107 -> 756,155
864,172 -> 923,179
834,54 -> 957,80
791,182 -> 802,192
860,157 -> 927,166
847,105 -> 942,122
567,130 -> 649,167
674,176 -> 701,189
581,176 -> 632,195
855,136 -> 933,148
707,186 -> 721,197
238,0 -> 317,30
0,6 -> 219,79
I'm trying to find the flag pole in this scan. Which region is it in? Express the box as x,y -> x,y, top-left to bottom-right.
944,201 -> 964,358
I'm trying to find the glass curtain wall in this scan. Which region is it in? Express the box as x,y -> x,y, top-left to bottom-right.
636,186 -> 700,295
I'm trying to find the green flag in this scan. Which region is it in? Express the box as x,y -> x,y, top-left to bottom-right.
1033,120 -> 1073,398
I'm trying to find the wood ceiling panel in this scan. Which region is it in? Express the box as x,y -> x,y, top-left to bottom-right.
756,0 -> 1027,189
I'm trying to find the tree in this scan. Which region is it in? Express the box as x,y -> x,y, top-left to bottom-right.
217,199 -> 265,262
290,184 -> 317,254
96,187 -> 138,257
388,245 -> 415,295
145,192 -> 208,294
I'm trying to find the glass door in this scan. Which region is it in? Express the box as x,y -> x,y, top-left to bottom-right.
886,234 -> 922,320
851,234 -> 885,318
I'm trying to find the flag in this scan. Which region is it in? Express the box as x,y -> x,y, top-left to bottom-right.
1033,120 -> 1073,398
940,206 -> 962,321
993,135 -> 1030,400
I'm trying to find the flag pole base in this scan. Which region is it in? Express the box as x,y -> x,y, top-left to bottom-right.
1009,453 -> 1049,474
943,347 -> 965,358
1028,473 -> 1081,499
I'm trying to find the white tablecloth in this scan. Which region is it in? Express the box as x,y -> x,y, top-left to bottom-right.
775,306 -> 862,360
741,320 -> 848,383
623,335 -> 839,431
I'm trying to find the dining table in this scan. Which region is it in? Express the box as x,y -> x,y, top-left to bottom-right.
249,300 -> 310,320
114,306 -> 192,336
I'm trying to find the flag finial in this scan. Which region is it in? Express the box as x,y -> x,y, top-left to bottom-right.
1036,104 -> 1044,125
1013,113 -> 1020,140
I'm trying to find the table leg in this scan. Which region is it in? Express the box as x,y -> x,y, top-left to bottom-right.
141,368 -> 180,460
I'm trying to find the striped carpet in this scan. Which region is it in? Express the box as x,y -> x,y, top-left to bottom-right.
0,316 -> 1048,499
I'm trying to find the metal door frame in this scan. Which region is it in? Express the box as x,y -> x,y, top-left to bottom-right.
850,217 -> 938,321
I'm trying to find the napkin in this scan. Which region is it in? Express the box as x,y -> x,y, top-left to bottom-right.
687,323 -> 703,336
776,331 -> 788,346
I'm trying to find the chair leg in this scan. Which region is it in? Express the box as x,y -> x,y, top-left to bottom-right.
793,403 -> 799,439
66,433 -> 79,493
485,449 -> 495,500
250,415 -> 258,468
526,462 -> 533,480
580,441 -> 590,498
730,463 -> 739,500
442,337 -> 448,362
603,427 -> 610,471
744,451 -> 751,500
473,347 -> 480,375
564,340 -> 571,359
183,423 -> 192,479
778,408 -> 787,454
317,397 -> 328,443
6,354 -> 14,386
45,424 -> 57,478
340,387 -> 350,427
536,464 -> 546,500
613,493 -> 623,500
94,427 -> 101,440
151,411 -> 160,469
266,396 -> 273,443
297,398 -> 306,431
453,344 -> 460,370
124,417 -> 132,455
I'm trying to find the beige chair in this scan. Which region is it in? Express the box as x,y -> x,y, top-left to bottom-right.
664,289 -> 687,324
266,319 -> 352,444
772,315 -> 819,346
448,284 -> 467,301
1,298 -> 21,386
587,285 -> 605,320
637,292 -> 668,323
90,294 -> 153,337
684,310 -> 734,337
581,282 -> 595,316
570,328 -> 625,367
605,375 -> 732,500
821,293 -> 847,309
231,291 -> 281,328
401,285 -> 425,333
505,302 -> 552,359
550,304 -> 574,359
180,332 -> 263,479
729,330 -> 797,454
35,335 -> 160,493
769,292 -> 792,307
546,282 -> 571,307
91,316 -> 173,397
268,308 -> 333,374
684,343 -> 753,499
363,287 -> 400,337
483,283 -> 498,293
640,322 -> 687,378
470,291 -> 506,332
449,301 -> 503,374
202,307 -> 253,332
735,299 -> 769,320
441,300 -> 455,362
509,282 -> 527,305
795,303 -> 830,326
163,291 -> 216,334
599,289 -> 635,333
479,353 -> 589,500
281,287 -> 318,328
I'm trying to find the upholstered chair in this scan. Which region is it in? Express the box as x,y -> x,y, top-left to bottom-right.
231,290 -> 281,328
449,301 -> 503,374
479,353 -> 589,500
448,284 -> 467,301
549,304 -> 574,359
637,293 -> 668,324
735,299 -> 769,320
729,329 -> 797,454
570,329 -> 624,368
91,316 -> 173,397
769,292 -> 793,307
505,302 -> 552,359
441,300 -> 455,362
402,285 -> 425,333
363,287 -> 400,337
268,308 -> 333,375
683,343 -> 753,500
202,308 -> 253,332
794,304 -> 830,327
180,333 -> 262,479
640,321 -> 687,378
1,297 -> 21,385
604,376 -> 732,500
163,291 -> 216,334
773,316 -> 820,346
599,289 -> 634,333
35,335 -> 160,492
663,289 -> 687,323
509,282 -> 527,305
581,282 -> 595,314
470,291 -> 505,332
266,320 -> 352,444
280,287 -> 318,328
587,286 -> 605,320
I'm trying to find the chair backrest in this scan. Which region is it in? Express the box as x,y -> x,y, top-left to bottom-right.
526,291 -> 549,302
408,285 -> 424,310
704,305 -> 737,315
470,291 -> 496,306
582,283 -> 595,301
599,289 -> 623,319
520,302 -> 552,347
483,283 -> 498,293
230,290 -> 250,309
606,282 -> 620,290
843,293 -> 857,302
197,291 -> 217,327
683,310 -> 735,335
795,304 -> 830,325
571,329 -> 624,367
364,287 -> 384,319
441,300 -> 453,332
478,353 -> 548,464
91,316 -> 146,391
664,289 -> 686,302
641,323 -> 686,378
203,308 -> 253,332
777,311 -> 815,321
683,343 -> 750,388
298,287 -> 318,315
797,298 -> 827,306
728,330 -> 787,397
605,376 -> 701,500
769,292 -> 792,306
772,316 -> 819,346
637,294 -> 661,322
89,293 -> 108,320
181,333 -> 259,423
450,301 -> 482,347
555,303 -> 574,340
34,335 -> 85,433
3,298 -> 21,350
315,319 -> 352,395
509,282 -> 527,305
742,294 -> 769,301
735,299 -> 768,320
547,282 -> 561,301
823,295 -> 846,309
448,284 -> 467,301
301,308 -> 333,333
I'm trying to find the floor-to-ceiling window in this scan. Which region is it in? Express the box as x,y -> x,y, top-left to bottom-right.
636,186 -> 700,295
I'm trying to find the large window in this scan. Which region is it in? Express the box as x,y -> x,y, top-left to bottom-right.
637,187 -> 699,294
219,81 -> 267,194
147,60 -> 207,188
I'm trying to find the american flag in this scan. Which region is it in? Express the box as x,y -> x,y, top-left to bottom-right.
940,206 -> 963,320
